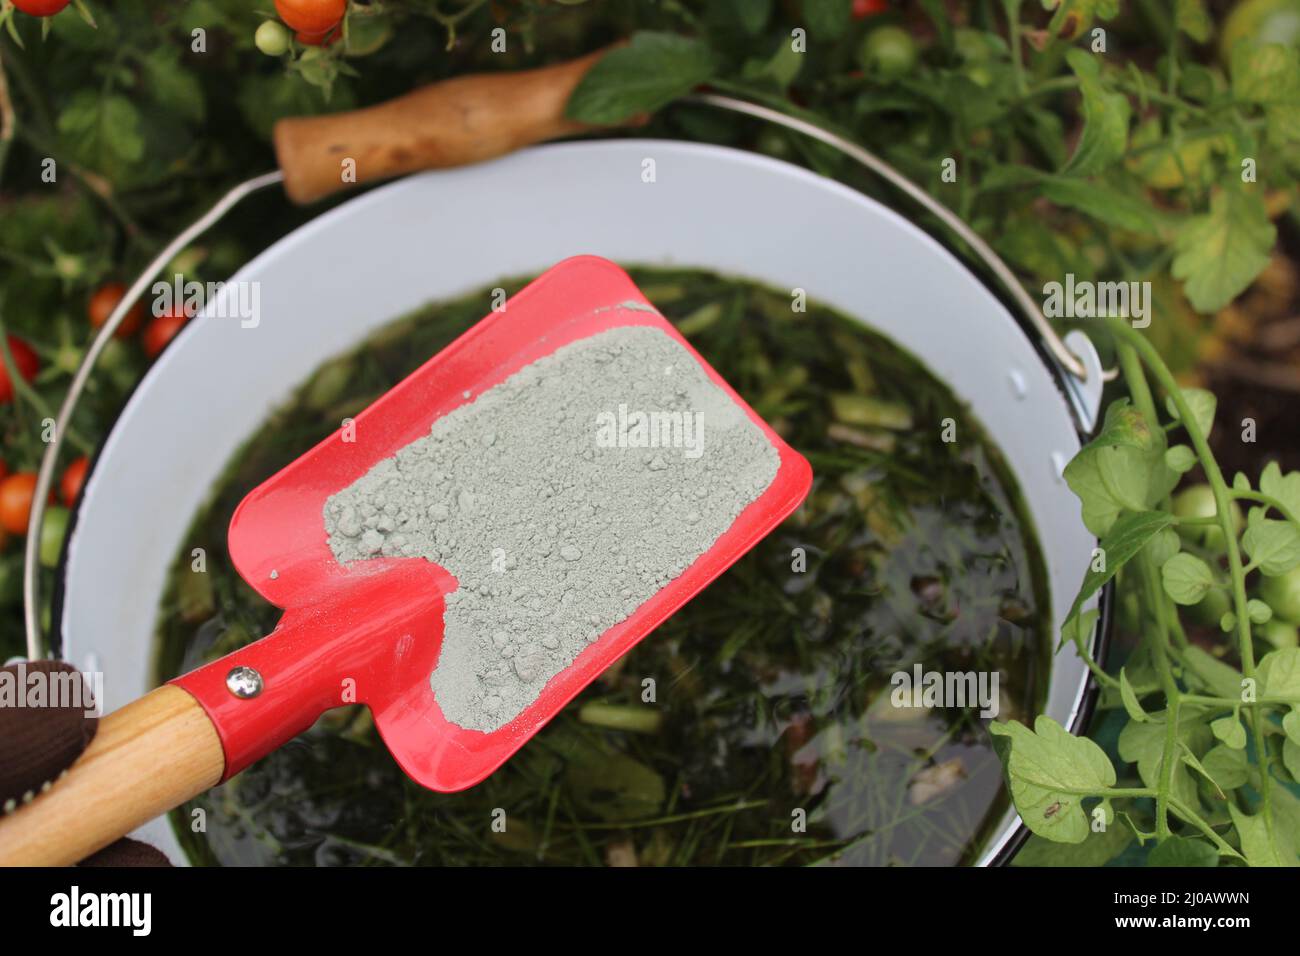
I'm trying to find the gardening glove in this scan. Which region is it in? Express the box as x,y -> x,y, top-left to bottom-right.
0,659 -> 170,866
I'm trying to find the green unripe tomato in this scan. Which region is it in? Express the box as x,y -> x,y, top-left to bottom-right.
1172,484 -> 1242,552
255,20 -> 292,57
1259,616 -> 1299,649
1186,585 -> 1230,627
858,26 -> 918,80
1260,565 -> 1300,623
40,506 -> 70,569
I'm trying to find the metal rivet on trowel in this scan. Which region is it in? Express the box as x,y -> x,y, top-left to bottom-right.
226,665 -> 263,699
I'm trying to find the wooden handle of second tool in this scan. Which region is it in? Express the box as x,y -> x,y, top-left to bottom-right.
274,48 -> 618,204
0,685 -> 224,866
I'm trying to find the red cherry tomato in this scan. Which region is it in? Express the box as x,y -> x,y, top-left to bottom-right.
0,335 -> 40,404
852,0 -> 889,17
11,0 -> 72,15
274,0 -> 346,36
142,308 -> 191,359
60,456 -> 90,506
87,282 -> 144,338
0,472 -> 39,535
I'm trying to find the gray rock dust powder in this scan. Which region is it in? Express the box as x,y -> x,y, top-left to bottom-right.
324,325 -> 778,731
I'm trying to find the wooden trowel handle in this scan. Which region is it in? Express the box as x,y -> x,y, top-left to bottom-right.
0,686 -> 224,866
274,48 -> 618,204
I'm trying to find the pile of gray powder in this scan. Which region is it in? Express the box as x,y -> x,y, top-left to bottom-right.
323,324 -> 778,732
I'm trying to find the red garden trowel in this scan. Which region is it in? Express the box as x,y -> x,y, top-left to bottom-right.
0,256 -> 811,865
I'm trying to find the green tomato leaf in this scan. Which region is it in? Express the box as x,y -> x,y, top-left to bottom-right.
1258,648 -> 1300,702
721,0 -> 772,35
1098,445 -> 1156,510
1284,708 -> 1300,745
746,37 -> 803,89
1243,520 -> 1300,577
1164,387 -> 1216,438
1161,553 -> 1216,605
1184,646 -> 1245,700
1248,599 -> 1274,624
1165,445 -> 1197,474
989,716 -> 1116,844
1172,187 -> 1277,313
143,48 -> 205,124
1042,0 -> 1121,40
565,32 -> 717,124
1230,41 -> 1300,144
1260,462 -> 1300,521
1285,737 -> 1300,783
1179,742 -> 1227,798
1201,743 -> 1249,789
1059,606 -> 1100,654
1012,825 -> 1132,866
1064,510 -> 1174,628
1229,804 -> 1296,866
1062,48 -> 1130,176
1064,400 -> 1164,535
1064,452 -> 1123,536
1144,527 -> 1181,568
802,0 -> 853,38
1119,667 -> 1149,722
1174,0 -> 1212,42
1040,177 -> 1163,234
57,91 -> 145,171
1148,834 -> 1218,866
1211,714 -> 1247,749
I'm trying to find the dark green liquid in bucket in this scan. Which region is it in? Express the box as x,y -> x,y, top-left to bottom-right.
154,268 -> 1049,866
